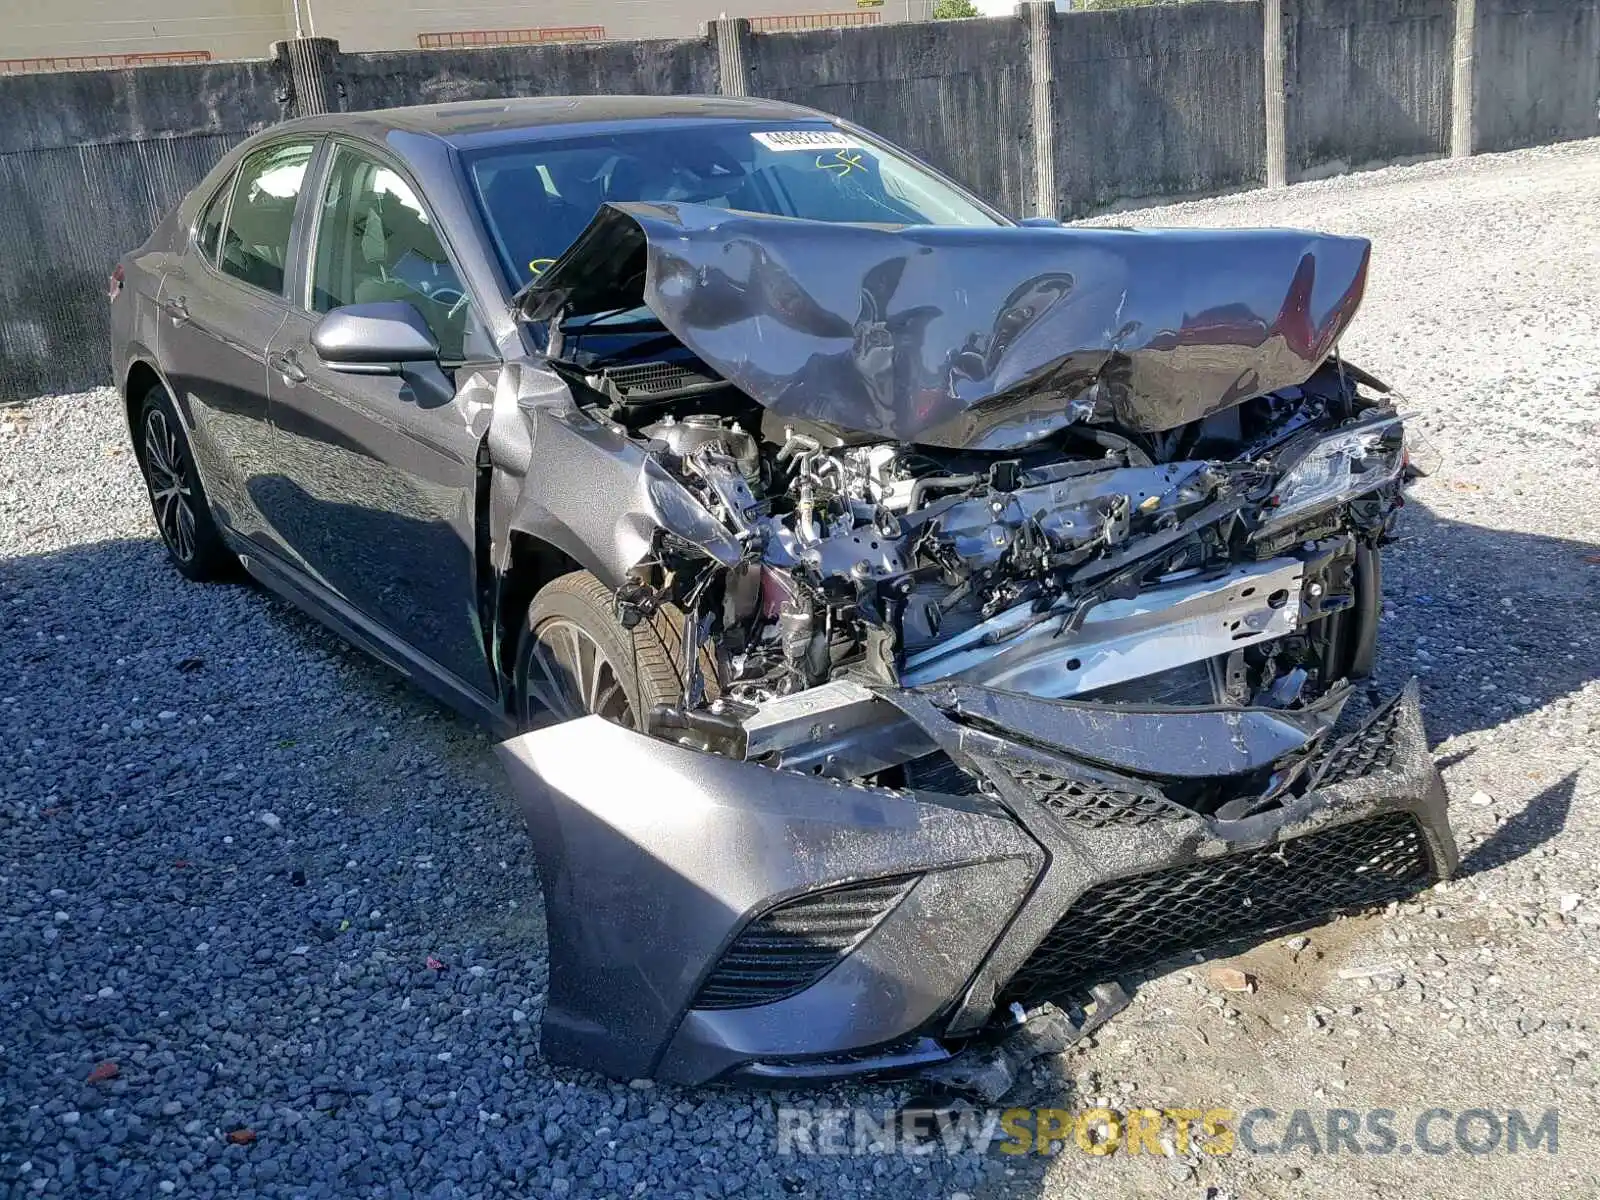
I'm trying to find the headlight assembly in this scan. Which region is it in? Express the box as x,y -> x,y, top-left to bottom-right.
1257,417 -> 1406,534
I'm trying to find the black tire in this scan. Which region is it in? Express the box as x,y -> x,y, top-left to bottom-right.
136,383 -> 236,582
514,571 -> 716,730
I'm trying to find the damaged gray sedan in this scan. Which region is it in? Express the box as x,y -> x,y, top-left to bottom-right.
110,96 -> 1456,1091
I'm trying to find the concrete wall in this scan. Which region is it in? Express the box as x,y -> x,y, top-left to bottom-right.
1474,0 -> 1600,152
0,61 -> 285,399
1287,0 -> 1455,175
1054,1 -> 1265,216
747,17 -> 1035,216
2,2 -> 1599,399
338,38 -> 718,111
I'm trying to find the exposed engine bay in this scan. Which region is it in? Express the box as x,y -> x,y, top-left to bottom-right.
545,339 -> 1407,794
508,201 -> 1418,793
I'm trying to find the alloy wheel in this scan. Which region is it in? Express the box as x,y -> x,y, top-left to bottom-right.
524,617 -> 635,727
143,407 -> 197,563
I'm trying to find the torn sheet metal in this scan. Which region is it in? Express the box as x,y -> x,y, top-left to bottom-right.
485,360 -> 742,590
518,201 -> 1372,449
906,682 -> 1348,779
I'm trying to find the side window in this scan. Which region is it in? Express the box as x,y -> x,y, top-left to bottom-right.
310,146 -> 479,360
196,171 -> 234,264
218,141 -> 315,295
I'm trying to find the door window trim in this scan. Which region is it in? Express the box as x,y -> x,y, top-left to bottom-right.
191,167 -> 239,267
194,136 -> 324,303
296,135 -> 495,365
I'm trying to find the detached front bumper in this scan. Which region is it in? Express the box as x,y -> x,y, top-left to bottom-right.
496,681 -> 1456,1087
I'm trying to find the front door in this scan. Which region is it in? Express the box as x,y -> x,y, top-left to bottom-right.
262,142 -> 499,700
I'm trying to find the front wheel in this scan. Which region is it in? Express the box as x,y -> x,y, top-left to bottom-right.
514,571 -> 714,730
136,384 -> 235,582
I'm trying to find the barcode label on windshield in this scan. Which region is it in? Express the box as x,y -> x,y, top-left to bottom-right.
752,130 -> 862,152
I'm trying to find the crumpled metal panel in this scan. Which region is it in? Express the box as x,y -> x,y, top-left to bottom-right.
900,555 -> 1306,698
520,201 -> 1372,449
915,680 -> 1347,779
484,359 -> 742,591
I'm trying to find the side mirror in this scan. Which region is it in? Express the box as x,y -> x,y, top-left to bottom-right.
1018,216 -> 1063,228
311,301 -> 438,373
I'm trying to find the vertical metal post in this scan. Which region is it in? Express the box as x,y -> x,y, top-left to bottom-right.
1451,0 -> 1478,157
274,36 -> 340,117
711,18 -> 753,98
1022,1 -> 1058,219
1263,0 -> 1289,188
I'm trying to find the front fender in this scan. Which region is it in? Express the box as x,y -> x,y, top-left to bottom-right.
485,359 -> 741,589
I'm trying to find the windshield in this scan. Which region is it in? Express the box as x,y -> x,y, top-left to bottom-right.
465,121 -> 1003,290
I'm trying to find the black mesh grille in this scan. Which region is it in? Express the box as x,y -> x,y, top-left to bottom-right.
1002,812 -> 1431,1007
989,756 -> 1183,828
1312,693 -> 1406,788
692,876 -> 917,1010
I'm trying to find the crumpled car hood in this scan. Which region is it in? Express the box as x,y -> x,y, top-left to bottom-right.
518,201 -> 1371,450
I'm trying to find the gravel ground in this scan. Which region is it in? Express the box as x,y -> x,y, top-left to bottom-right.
4,139 -> 1599,1199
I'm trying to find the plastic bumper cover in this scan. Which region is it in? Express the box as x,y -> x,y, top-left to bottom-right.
495,680 -> 1455,1086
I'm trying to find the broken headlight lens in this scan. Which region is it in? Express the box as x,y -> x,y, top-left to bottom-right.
1259,417 -> 1406,532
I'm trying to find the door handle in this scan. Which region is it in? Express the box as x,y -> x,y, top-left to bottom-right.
270,350 -> 307,385
161,296 -> 190,324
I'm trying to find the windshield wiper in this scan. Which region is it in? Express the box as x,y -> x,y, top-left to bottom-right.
563,303 -> 645,327
567,317 -> 666,334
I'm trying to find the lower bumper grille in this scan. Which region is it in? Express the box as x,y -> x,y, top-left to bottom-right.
991,756 -> 1179,828
692,875 -> 917,1010
1001,812 -> 1431,1007
1312,690 -> 1406,788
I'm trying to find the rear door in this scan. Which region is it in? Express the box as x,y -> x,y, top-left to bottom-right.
262,139 -> 500,700
155,139 -> 319,550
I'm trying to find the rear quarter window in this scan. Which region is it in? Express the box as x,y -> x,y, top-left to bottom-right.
196,172 -> 234,264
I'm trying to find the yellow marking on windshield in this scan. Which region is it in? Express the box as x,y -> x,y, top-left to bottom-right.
816,149 -> 867,176
529,258 -> 557,276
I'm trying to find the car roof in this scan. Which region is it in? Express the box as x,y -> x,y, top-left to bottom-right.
283,95 -> 833,148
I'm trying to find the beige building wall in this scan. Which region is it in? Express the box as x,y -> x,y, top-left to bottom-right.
4,0 -> 294,64
3,0 -> 936,66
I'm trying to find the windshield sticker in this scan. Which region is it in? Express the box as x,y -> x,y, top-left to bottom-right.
752,130 -> 863,153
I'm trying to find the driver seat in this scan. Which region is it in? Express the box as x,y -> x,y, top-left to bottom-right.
351,194 -> 422,305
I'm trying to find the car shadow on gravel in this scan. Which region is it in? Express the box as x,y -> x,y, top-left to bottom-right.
1375,498 -> 1600,747
1456,772 -> 1577,880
